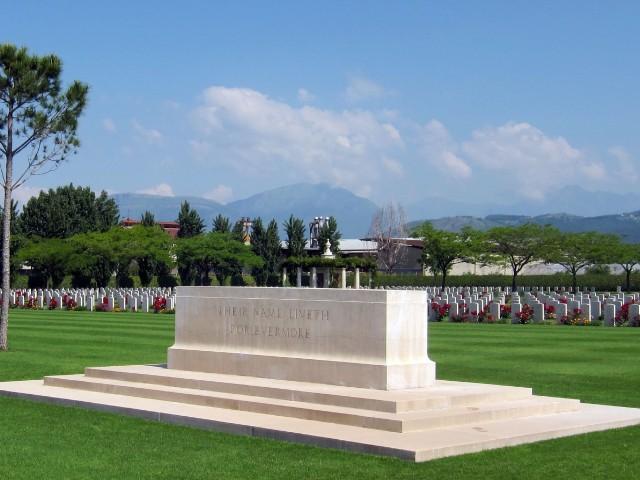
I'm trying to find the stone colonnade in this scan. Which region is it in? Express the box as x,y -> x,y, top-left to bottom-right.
281,266 -> 362,289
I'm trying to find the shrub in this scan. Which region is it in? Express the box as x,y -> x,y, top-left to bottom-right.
373,273 -> 636,291
153,296 -> 167,313
430,301 -> 450,321
516,304 -> 533,324
560,308 -> 591,326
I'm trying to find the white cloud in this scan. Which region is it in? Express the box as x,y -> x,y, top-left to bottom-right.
344,75 -> 386,102
137,183 -> 175,197
609,146 -> 638,183
191,86 -> 403,196
420,120 -> 472,179
12,185 -> 42,205
297,88 -> 315,103
462,122 -> 601,199
102,118 -> 116,133
203,184 -> 233,204
132,120 -> 164,145
382,157 -> 404,176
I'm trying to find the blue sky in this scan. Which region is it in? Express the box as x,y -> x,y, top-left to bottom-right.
3,1 -> 639,209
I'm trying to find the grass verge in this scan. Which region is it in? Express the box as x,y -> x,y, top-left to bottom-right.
0,310 -> 639,479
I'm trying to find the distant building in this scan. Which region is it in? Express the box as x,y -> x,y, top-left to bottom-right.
120,218 -> 180,238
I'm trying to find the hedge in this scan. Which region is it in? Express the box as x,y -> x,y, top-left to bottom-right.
373,273 -> 640,291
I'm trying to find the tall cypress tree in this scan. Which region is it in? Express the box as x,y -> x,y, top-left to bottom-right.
317,216 -> 341,254
140,210 -> 156,227
264,219 -> 281,285
283,214 -> 306,257
177,201 -> 204,238
212,214 -> 231,233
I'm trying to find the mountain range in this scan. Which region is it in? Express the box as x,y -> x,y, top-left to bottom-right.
405,186 -> 640,219
112,183 -> 378,238
112,183 -> 640,241
408,213 -> 640,242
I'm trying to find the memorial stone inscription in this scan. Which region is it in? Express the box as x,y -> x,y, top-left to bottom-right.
168,287 -> 436,390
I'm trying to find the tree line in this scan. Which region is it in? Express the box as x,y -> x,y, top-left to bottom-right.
1,184 -> 346,288
414,222 -> 640,291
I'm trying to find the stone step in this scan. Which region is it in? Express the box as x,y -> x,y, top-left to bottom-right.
82,365 -> 534,413
43,373 -> 579,433
3,378 -> 640,462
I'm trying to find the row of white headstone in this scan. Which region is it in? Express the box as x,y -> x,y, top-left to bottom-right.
5,287 -> 176,313
426,286 -> 635,326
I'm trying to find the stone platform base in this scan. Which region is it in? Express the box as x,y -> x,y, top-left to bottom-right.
1,365 -> 639,462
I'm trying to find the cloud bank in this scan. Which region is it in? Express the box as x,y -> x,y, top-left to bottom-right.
186,83 -> 635,204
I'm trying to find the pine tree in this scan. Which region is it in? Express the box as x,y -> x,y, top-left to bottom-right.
177,201 -> 204,238
283,214 -> 306,257
140,210 -> 155,227
212,214 -> 231,233
0,44 -> 88,350
317,216 -> 341,254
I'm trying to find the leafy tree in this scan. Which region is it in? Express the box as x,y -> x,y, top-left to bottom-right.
250,217 -> 281,286
18,238 -> 72,288
484,224 -> 557,290
140,210 -> 155,227
177,201 -> 204,238
231,219 -> 246,243
606,239 -> 640,291
67,231 -> 117,288
112,225 -> 173,287
212,214 -> 230,233
212,233 -> 262,285
176,232 -> 261,286
264,219 -> 281,285
20,184 -> 118,238
283,214 -> 306,257
317,216 -> 341,254
413,223 -> 480,289
543,231 -> 616,292
175,236 -> 199,286
250,217 -> 267,285
369,203 -> 408,272
0,44 -> 88,350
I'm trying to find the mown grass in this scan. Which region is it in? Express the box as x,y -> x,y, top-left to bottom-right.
1,310 -> 639,479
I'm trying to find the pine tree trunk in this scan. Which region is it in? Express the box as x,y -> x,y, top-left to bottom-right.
0,111 -> 13,351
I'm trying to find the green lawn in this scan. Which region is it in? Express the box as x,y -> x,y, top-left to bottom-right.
1,310 -> 640,479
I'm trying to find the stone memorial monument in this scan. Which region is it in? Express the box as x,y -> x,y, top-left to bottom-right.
168,287 -> 435,390
1,286 -> 640,462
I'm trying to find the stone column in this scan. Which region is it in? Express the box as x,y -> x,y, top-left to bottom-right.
311,267 -> 317,288
340,268 -> 347,289
296,267 -> 302,288
354,268 -> 360,289
324,268 -> 331,288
